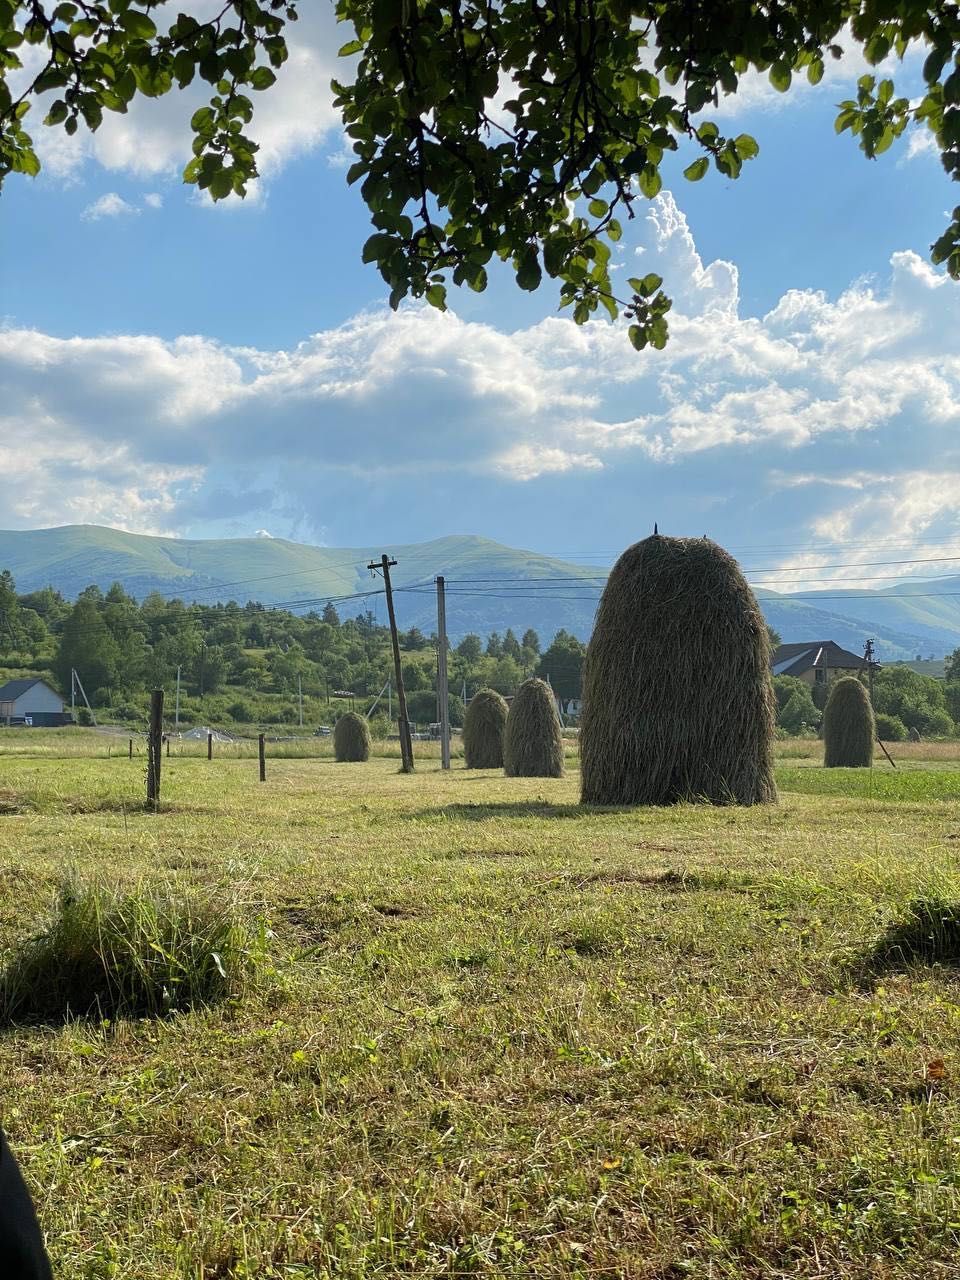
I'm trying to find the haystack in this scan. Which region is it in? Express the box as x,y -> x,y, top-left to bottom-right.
463,688 -> 508,768
822,676 -> 874,767
334,711 -> 371,762
504,678 -> 564,778
580,534 -> 777,806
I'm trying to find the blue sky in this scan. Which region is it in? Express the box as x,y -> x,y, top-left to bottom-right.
2,10 -> 959,590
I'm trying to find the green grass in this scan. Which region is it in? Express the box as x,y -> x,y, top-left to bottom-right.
1,741 -> 960,1276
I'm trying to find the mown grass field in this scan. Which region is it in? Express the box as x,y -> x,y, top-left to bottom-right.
1,731 -> 960,1277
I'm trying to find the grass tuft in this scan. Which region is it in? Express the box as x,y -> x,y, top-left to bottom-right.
858,894 -> 960,976
0,878 -> 269,1024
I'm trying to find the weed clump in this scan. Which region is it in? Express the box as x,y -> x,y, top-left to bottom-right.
858,895 -> 960,976
0,879 -> 267,1024
334,711 -> 371,763
504,678 -> 564,778
463,688 -> 508,769
823,676 -> 874,768
580,534 -> 777,806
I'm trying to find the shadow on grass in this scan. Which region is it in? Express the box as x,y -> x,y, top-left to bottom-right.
408,800 -> 632,822
850,896 -> 960,985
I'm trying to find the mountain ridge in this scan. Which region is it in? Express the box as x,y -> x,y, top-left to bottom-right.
1,524 -> 958,660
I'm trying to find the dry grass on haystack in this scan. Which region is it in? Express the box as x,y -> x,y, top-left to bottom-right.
463,688 -> 508,768
823,676 -> 875,768
580,534 -> 777,806
504,678 -> 564,778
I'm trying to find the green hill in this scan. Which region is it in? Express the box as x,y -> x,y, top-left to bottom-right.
2,524 -> 959,660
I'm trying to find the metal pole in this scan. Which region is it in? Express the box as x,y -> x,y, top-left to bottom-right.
146,689 -> 164,810
436,576 -> 451,770
298,674 -> 303,728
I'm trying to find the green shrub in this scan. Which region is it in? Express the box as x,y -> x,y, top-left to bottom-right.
504,678 -> 564,777
76,707 -> 93,726
778,689 -> 820,736
580,535 -> 776,806
227,700 -> 254,723
822,676 -> 874,767
463,688 -> 508,768
875,712 -> 907,742
334,711 -> 371,762
0,879 -> 266,1024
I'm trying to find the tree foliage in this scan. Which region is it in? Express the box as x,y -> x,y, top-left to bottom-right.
2,2 -> 959,348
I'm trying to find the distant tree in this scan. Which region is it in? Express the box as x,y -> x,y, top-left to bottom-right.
0,569 -> 21,653
536,630 -> 587,701
778,688 -> 819,736
457,634 -> 483,663
767,626 -> 782,650
322,602 -> 341,627
873,667 -> 956,737
502,628 -> 522,661
55,597 -> 120,702
946,648 -> 960,683
521,629 -> 541,655
401,626 -> 426,650
486,632 -> 503,658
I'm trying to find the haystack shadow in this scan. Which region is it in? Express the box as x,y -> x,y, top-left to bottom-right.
407,800 -> 631,822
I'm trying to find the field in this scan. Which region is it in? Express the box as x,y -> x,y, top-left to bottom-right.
1,731 -> 960,1277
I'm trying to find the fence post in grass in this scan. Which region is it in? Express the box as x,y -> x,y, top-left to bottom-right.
207,732 -> 213,761
146,688 -> 164,810
165,735 -> 170,758
129,738 -> 133,760
259,733 -> 266,783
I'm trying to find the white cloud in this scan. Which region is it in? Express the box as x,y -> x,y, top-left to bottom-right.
2,193 -> 958,561
80,192 -> 139,221
25,4 -> 344,189
143,192 -> 163,209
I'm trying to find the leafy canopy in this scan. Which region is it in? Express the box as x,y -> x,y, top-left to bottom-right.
2,1 -> 959,348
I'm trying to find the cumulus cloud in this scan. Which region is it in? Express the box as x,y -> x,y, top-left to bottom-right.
80,192 -> 139,221
23,3 -> 344,188
2,193 -> 958,574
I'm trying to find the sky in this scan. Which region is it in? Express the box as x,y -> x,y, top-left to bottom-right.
2,8 -> 960,592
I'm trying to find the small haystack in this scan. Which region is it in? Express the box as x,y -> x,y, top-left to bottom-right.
822,676 -> 874,768
463,688 -> 508,769
334,711 -> 371,762
504,678 -> 565,778
580,534 -> 777,806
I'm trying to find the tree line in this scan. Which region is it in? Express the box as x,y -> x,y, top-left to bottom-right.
0,570 -> 586,728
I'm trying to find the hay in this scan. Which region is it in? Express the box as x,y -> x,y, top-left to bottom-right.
580,534 -> 777,806
462,688 -> 508,768
504,678 -> 565,778
334,711 -> 371,762
822,676 -> 874,767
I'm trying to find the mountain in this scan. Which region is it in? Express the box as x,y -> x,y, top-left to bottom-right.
1,524 -> 959,660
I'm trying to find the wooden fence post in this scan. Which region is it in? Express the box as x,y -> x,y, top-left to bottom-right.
146,689 -> 164,810
207,732 -> 213,761
259,733 -> 266,783
129,738 -> 133,760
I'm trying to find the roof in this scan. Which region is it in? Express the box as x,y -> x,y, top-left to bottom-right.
771,641 -> 870,678
0,677 -> 45,701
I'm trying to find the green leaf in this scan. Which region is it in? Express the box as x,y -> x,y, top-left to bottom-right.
639,272 -> 662,296
118,10 -> 157,40
588,197 -> 608,217
250,67 -> 277,91
807,59 -> 824,86
425,283 -> 447,311
769,62 -> 792,92
683,157 -> 709,182
734,133 -> 759,160
628,324 -> 647,351
516,249 -> 541,291
638,164 -> 661,198
606,219 -> 622,242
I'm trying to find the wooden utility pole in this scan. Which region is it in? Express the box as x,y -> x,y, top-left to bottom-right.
436,576 -> 451,770
259,733 -> 266,783
864,638 -> 896,768
368,554 -> 414,772
146,689 -> 164,810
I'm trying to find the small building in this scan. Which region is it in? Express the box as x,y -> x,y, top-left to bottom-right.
770,641 -> 870,688
0,678 -> 72,727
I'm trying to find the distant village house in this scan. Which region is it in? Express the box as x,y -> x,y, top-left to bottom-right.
770,641 -> 870,688
0,678 -> 72,727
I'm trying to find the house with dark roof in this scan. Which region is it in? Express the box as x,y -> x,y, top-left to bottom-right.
770,641 -> 869,689
0,678 -> 71,726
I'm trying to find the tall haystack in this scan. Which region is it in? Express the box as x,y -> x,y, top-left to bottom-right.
334,711 -> 371,762
822,676 -> 874,767
504,678 -> 565,778
463,688 -> 508,768
580,534 -> 777,806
